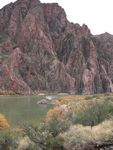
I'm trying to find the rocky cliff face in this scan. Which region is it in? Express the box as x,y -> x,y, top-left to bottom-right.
0,0 -> 113,95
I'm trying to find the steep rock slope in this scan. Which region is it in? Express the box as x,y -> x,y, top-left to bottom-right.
0,0 -> 113,94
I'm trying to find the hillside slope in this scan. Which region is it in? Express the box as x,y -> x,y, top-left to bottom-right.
0,0 -> 113,94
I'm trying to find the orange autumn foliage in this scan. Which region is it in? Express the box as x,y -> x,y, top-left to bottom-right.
46,107 -> 64,120
0,114 -> 9,129
46,96 -> 86,121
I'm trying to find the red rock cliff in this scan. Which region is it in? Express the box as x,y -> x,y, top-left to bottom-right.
0,0 -> 113,95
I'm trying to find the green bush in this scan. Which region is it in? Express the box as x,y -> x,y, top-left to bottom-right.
23,123 -> 52,150
0,129 -> 15,150
72,100 -> 113,126
50,136 -> 65,150
23,118 -> 69,150
47,117 -> 71,137
85,96 -> 92,100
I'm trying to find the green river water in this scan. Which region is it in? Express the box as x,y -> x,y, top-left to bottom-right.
0,95 -> 52,127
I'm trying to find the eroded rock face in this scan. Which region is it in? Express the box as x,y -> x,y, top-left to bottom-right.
0,0 -> 113,95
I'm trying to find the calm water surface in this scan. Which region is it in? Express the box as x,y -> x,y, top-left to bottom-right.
0,95 -> 52,127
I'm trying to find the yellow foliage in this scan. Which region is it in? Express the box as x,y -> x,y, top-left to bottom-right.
56,95 -> 84,106
0,114 -> 9,129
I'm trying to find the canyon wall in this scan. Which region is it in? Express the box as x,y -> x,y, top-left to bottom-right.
0,0 -> 113,94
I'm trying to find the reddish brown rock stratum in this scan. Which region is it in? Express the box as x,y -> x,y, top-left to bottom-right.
0,0 -> 113,95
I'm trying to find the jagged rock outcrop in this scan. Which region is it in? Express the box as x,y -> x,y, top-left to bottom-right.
0,0 -> 113,95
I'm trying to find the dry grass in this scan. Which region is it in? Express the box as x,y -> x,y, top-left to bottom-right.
92,119 -> 113,140
61,119 -> 113,145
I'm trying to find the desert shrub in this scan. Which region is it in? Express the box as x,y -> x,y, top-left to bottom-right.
69,99 -> 95,114
0,114 -> 9,129
50,136 -> 65,150
10,127 -> 24,140
23,118 -> 69,150
46,107 -> 64,120
16,136 -> 32,150
23,123 -> 51,150
72,100 -> 113,126
62,119 -> 113,150
0,130 -> 14,150
0,114 -> 17,149
56,95 -> 84,106
61,125 -> 92,150
104,96 -> 113,101
85,96 -> 92,100
46,117 -> 71,137
85,94 -> 100,100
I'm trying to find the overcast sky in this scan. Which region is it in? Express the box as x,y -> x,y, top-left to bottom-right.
0,0 -> 113,35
